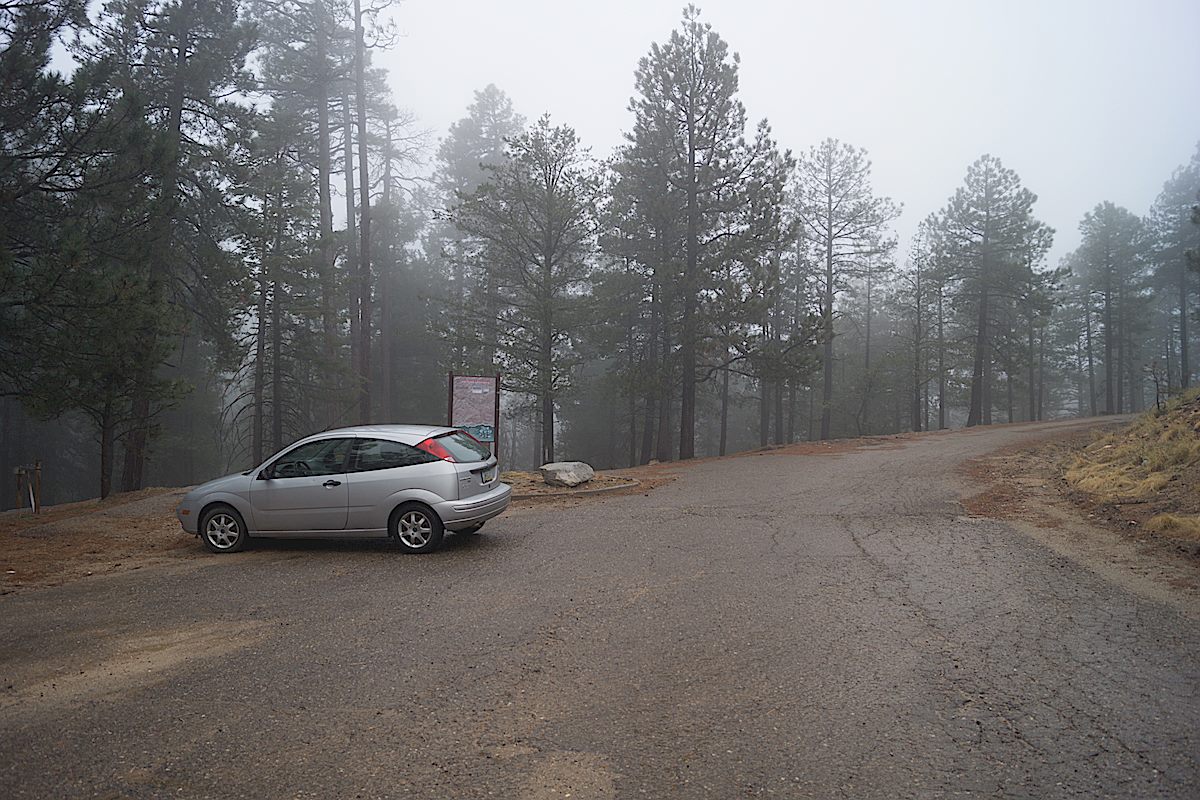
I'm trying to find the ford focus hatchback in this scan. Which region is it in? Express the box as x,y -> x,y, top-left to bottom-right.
176,425 -> 512,554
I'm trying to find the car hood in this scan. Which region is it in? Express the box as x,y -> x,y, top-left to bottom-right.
185,471 -> 252,500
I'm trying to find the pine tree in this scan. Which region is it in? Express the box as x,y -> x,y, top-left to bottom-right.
452,117 -> 599,464
434,84 -> 525,374
792,138 -> 900,439
625,6 -> 772,459
77,0 -> 255,489
605,113 -> 685,462
1147,144 -> 1200,389
1075,203 -> 1150,413
937,155 -> 1051,426
248,0 -> 354,427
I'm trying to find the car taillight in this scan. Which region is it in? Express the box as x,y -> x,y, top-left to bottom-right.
417,438 -> 456,462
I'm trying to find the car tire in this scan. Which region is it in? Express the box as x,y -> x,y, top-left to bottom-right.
200,504 -> 248,554
391,503 -> 444,554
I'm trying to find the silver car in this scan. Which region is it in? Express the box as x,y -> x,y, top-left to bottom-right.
176,425 -> 512,554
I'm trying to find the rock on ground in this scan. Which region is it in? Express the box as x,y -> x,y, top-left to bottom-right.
539,461 -> 595,487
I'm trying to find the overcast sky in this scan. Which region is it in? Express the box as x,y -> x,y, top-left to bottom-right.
382,0 -> 1200,265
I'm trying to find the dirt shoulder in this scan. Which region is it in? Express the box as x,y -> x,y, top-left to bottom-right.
0,487 -> 194,595
1,468 -> 675,594
963,424 -> 1200,606
9,421 -> 1179,598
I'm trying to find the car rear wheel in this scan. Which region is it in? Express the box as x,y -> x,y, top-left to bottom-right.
200,505 -> 248,554
391,503 -> 444,554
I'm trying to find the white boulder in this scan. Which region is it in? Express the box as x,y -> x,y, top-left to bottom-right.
539,461 -> 595,488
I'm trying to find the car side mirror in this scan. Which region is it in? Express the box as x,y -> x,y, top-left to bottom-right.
257,468 -> 272,480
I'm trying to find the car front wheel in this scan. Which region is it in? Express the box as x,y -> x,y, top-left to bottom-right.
200,505 -> 248,554
391,503 -> 444,554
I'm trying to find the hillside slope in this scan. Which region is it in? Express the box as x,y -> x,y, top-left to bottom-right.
1066,390 -> 1200,540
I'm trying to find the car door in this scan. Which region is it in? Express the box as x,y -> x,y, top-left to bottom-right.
250,437 -> 353,532
344,438 -> 452,532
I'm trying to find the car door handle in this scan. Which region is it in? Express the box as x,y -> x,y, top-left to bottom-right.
323,479 -> 342,488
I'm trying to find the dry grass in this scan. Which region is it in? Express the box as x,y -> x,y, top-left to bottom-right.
1065,389 -> 1200,505
1061,390 -> 1200,552
1145,514 -> 1200,541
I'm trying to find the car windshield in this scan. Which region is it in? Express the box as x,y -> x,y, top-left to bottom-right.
436,431 -> 492,462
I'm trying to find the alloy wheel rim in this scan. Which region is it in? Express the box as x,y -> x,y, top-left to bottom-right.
206,513 -> 240,549
398,511 -> 432,548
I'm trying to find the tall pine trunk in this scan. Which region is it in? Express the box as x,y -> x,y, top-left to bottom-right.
773,380 -> 784,445
639,283 -> 660,464
315,0 -> 336,428
1166,324 -> 1177,390
967,182 -> 992,428
1181,261 -> 1191,389
912,265 -> 923,432
1027,316 -> 1037,421
539,245 -> 555,464
253,254 -> 267,465
862,263 -> 873,430
656,304 -> 672,462
1085,290 -> 1097,416
353,0 -> 372,424
628,391 -> 637,468
379,118 -> 396,420
759,378 -> 769,448
787,380 -> 796,443
539,327 -> 554,465
1116,281 -> 1126,414
123,0 -> 194,491
343,90 -> 358,408
1037,333 -> 1046,420
912,334 -> 923,432
99,400 -> 115,500
937,287 -> 946,430
678,110 -> 698,460
967,285 -> 989,427
270,185 -> 284,452
719,365 -> 729,456
1103,265 -> 1114,414
820,185 -> 835,440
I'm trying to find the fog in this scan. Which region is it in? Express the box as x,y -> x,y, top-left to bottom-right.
389,0 -> 1200,263
3,0 -> 1198,507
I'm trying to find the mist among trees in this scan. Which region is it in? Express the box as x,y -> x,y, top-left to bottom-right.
3,2 -> 1198,505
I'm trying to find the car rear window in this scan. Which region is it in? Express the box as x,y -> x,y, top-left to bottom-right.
350,438 -> 439,472
437,431 -> 492,462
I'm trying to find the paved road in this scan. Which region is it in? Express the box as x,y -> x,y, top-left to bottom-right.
2,419 -> 1198,798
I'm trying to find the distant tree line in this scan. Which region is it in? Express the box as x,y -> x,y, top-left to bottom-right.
2,3 -> 1198,503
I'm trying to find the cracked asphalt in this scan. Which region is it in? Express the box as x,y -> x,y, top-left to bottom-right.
2,418 -> 1198,798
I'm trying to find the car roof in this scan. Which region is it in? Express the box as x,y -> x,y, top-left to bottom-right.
304,424 -> 455,445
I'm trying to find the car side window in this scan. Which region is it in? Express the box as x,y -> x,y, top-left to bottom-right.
268,438 -> 353,479
349,438 -> 438,472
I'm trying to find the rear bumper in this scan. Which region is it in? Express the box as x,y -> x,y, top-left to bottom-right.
436,482 -> 512,531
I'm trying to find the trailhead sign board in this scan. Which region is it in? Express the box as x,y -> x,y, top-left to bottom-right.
448,373 -> 500,453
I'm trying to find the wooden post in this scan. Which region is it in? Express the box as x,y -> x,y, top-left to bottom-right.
33,461 -> 41,514
494,372 -> 502,460
446,371 -> 455,426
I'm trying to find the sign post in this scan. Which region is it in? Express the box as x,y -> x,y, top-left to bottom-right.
447,373 -> 501,457
13,461 -> 41,514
